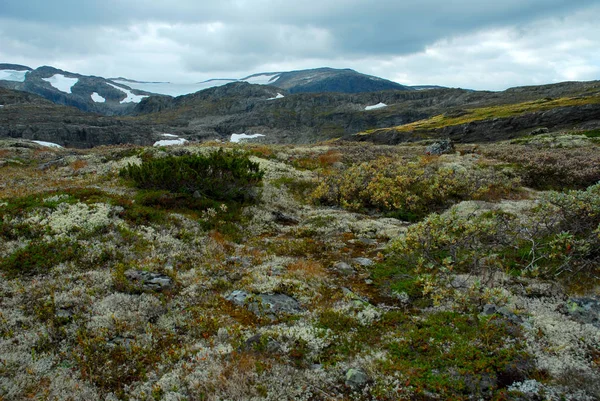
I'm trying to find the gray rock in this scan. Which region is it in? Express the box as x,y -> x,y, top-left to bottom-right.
425,139 -> 454,155
272,211 -> 300,225
345,368 -> 369,389
124,269 -> 173,292
352,257 -> 374,267
565,297 -> 600,328
225,290 -> 303,319
332,261 -> 356,276
482,304 -> 523,324
529,127 -> 549,135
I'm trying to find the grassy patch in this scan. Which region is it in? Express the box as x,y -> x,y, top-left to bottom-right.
0,239 -> 82,278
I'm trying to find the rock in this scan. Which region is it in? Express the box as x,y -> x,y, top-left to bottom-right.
243,334 -> 282,353
332,261 -> 356,276
352,257 -> 374,267
124,269 -> 173,292
482,304 -> 523,324
565,297 -> 600,328
345,368 -> 369,389
425,139 -> 454,155
225,290 -> 303,319
272,211 -> 300,225
529,127 -> 549,135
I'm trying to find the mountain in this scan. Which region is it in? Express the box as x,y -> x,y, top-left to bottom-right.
0,65 -> 152,116
114,67 -> 411,97
241,67 -> 412,94
0,87 -> 157,147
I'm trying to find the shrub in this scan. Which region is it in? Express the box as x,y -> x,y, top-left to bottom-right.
119,149 -> 264,202
311,156 -> 520,219
385,184 -> 600,301
482,144 -> 600,190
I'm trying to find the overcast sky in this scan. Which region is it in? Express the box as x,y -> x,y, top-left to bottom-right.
1,0 -> 599,90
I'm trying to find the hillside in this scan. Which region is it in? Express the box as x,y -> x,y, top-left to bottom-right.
0,135 -> 599,400
0,65 -> 153,116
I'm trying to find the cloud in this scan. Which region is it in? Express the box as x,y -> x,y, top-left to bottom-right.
0,0 -> 599,89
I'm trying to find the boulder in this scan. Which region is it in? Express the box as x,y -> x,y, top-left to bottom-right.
225,290 -> 303,319
124,269 -> 173,292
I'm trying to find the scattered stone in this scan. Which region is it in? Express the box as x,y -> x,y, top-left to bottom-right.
124,269 -> 173,292
425,139 -> 454,155
225,290 -> 303,319
55,308 -> 73,320
244,334 -> 282,353
529,127 -> 549,135
217,327 -> 230,343
482,304 -> 523,324
355,238 -> 377,246
272,211 -> 300,225
564,297 -> 600,328
345,368 -> 369,389
38,158 -> 66,170
352,257 -> 374,267
332,261 -> 356,276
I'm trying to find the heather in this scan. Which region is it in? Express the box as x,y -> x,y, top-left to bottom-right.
0,136 -> 599,401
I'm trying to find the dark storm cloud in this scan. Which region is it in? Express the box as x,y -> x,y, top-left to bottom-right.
2,0 -> 598,56
0,0 -> 599,88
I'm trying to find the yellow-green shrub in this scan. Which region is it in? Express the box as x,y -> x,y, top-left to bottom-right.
311,156 -> 520,219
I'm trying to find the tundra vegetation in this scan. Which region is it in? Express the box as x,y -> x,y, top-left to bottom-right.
0,132 -> 599,401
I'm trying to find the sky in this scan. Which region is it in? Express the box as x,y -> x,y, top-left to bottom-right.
1,0 -> 599,90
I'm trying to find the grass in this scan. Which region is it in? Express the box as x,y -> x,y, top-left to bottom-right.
360,95 -> 600,134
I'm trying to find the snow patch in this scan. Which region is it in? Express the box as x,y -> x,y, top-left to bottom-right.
112,79 -> 234,97
91,92 -> 106,103
0,69 -> 29,82
230,133 -> 265,143
153,138 -> 188,147
42,74 -> 79,94
242,73 -> 280,85
161,133 -> 179,138
267,93 -> 285,100
31,140 -> 63,148
365,102 -> 387,111
107,83 -> 148,103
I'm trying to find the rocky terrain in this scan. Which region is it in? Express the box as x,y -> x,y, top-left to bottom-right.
0,134 -> 599,400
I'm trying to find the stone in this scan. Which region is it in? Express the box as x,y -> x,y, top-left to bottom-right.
345,368 -> 369,389
565,297 -> 600,328
425,139 -> 454,155
124,269 -> 173,292
352,257 -> 374,267
529,127 -> 549,135
332,261 -> 356,276
225,290 -> 303,319
272,211 -> 300,225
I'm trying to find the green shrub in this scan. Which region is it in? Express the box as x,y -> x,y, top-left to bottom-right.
386,184 -> 600,299
120,149 -> 264,202
311,156 -> 520,219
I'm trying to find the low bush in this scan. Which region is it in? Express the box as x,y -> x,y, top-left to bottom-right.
385,184 -> 600,302
311,156 -> 520,219
120,149 -> 264,202
482,144 -> 600,190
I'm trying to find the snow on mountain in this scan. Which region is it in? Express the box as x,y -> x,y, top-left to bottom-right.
365,102 -> 387,111
242,73 -> 280,85
111,79 -> 235,97
31,140 -> 63,148
0,69 -> 29,82
230,133 -> 265,143
107,83 -> 148,103
153,138 -> 188,147
91,92 -> 106,103
267,93 -> 285,100
42,74 -> 79,94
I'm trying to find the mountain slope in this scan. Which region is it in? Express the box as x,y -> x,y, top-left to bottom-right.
0,65 -> 153,116
0,87 -> 156,147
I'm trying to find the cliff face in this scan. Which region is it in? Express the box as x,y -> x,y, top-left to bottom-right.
0,88 -> 155,148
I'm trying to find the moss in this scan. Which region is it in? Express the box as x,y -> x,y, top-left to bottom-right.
0,239 -> 82,278
383,312 -> 531,399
